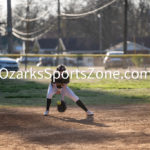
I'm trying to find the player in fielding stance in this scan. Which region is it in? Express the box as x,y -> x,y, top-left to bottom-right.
44,64 -> 94,116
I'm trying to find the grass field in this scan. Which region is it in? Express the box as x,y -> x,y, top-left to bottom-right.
0,66 -> 150,107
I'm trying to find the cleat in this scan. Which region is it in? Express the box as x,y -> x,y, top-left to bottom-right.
44,110 -> 49,116
86,110 -> 94,116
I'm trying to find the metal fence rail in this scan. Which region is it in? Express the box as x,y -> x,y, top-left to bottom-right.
1,54 -> 150,58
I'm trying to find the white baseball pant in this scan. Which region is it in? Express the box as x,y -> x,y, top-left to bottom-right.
47,84 -> 79,102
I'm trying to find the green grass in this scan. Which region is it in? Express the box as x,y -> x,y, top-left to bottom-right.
0,66 -> 150,107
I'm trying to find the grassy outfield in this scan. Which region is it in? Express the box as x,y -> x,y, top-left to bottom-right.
0,66 -> 150,107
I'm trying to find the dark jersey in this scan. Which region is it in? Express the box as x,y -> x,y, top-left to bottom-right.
51,72 -> 70,85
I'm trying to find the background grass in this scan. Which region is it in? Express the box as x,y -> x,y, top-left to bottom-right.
0,66 -> 150,107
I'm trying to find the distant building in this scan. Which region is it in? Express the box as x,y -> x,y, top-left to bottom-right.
106,41 -> 150,54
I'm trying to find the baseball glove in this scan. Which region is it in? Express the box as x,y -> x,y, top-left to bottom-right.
57,101 -> 67,112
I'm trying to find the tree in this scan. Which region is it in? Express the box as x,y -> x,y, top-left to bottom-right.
137,0 -> 150,37
32,39 -> 40,54
62,0 -> 150,50
12,0 -> 57,53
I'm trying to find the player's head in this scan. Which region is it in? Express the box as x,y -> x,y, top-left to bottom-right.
56,64 -> 66,72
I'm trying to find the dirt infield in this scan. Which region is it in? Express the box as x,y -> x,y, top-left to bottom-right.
0,105 -> 150,150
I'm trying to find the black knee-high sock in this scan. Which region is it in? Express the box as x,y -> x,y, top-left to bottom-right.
46,98 -> 51,111
76,100 -> 88,112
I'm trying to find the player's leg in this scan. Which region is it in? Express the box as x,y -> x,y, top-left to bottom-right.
63,86 -> 94,116
44,84 -> 57,116
76,99 -> 94,116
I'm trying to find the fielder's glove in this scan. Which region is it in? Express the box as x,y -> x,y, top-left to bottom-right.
57,101 -> 67,112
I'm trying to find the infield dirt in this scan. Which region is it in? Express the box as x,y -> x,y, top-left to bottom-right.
0,104 -> 150,150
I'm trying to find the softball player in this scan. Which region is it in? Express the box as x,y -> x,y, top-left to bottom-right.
44,64 -> 94,116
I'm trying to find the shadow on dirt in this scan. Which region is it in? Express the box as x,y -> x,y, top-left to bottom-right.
49,115 -> 109,127
1,106 -> 150,146
0,108 -> 110,145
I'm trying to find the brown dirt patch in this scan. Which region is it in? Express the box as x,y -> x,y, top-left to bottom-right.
0,104 -> 150,150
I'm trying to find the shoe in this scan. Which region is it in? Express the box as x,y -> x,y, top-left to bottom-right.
86,110 -> 94,116
44,110 -> 49,116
